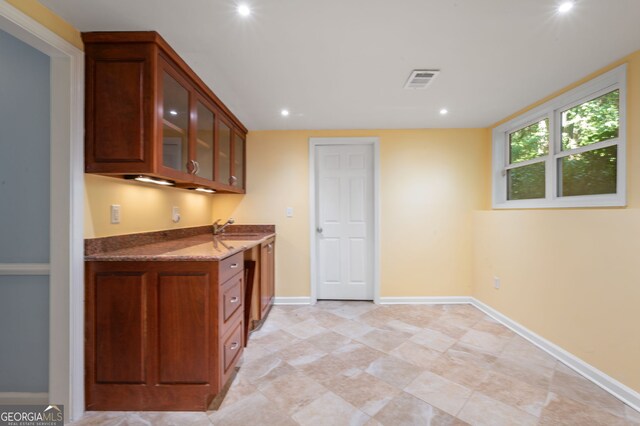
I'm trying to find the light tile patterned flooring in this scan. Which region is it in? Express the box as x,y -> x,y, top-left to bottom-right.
73,302 -> 640,425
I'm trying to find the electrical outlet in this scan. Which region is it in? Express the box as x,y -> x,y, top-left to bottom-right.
286,207 -> 294,218
172,206 -> 181,223
493,276 -> 501,289
110,204 -> 121,224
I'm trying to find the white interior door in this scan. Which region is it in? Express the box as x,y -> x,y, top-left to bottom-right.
315,143 -> 374,300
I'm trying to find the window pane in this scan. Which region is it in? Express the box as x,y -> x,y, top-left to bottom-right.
561,90 -> 619,151
509,119 -> 549,164
560,146 -> 617,197
507,162 -> 545,200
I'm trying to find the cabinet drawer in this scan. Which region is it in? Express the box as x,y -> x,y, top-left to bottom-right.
222,319 -> 243,378
221,272 -> 243,324
218,252 -> 244,283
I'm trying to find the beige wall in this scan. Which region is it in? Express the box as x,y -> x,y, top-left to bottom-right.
6,0 -> 82,49
18,0 -> 639,395
213,129 -> 490,298
473,50 -> 640,392
84,174 -> 215,238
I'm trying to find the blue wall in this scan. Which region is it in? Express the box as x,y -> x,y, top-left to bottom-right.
0,29 -> 51,392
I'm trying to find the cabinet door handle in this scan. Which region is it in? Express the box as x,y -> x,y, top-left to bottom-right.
229,342 -> 239,350
229,175 -> 237,186
230,296 -> 239,303
230,263 -> 239,269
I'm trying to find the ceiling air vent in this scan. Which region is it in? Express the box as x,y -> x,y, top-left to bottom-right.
404,69 -> 440,89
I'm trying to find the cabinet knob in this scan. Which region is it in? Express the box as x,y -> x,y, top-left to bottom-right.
229,342 -> 239,350
193,160 -> 200,175
230,296 -> 239,303
316,227 -> 323,233
229,175 -> 237,186
230,263 -> 239,269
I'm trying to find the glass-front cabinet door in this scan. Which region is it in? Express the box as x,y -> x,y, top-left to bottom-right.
217,119 -> 232,185
159,61 -> 245,192
161,70 -> 190,176
194,100 -> 215,182
233,131 -> 245,189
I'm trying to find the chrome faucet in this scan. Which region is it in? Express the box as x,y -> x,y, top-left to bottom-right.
212,217 -> 235,235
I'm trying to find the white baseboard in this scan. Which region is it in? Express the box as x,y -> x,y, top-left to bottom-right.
0,392 -> 49,404
471,298 -> 640,413
274,297 -> 312,305
379,296 -> 473,305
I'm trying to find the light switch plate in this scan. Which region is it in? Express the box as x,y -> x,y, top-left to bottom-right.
286,207 -> 294,218
172,206 -> 181,223
110,204 -> 121,224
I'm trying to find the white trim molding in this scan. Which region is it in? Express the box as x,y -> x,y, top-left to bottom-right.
0,263 -> 50,275
274,297 -> 313,305
471,298 -> 640,412
380,296 -> 473,305
0,392 -> 49,405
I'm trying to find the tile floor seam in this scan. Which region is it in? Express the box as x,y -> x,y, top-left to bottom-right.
455,389 -> 475,417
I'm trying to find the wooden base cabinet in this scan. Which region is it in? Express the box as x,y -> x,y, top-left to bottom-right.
259,238 -> 275,320
85,254 -> 244,411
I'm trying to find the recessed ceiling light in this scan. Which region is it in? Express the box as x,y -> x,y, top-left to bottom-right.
281,109 -> 290,117
558,1 -> 574,13
169,110 -> 178,116
237,4 -> 251,17
440,108 -> 448,115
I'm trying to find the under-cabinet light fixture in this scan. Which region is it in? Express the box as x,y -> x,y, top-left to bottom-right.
194,187 -> 216,193
126,175 -> 175,186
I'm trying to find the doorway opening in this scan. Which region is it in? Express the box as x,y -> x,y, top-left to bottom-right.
0,3 -> 84,421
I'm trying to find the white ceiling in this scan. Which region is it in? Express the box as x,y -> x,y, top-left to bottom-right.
41,0 -> 640,130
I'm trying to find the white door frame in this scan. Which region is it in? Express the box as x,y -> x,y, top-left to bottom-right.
0,3 -> 85,422
309,137 -> 380,304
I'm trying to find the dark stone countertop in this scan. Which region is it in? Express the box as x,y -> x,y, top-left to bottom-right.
85,225 -> 275,261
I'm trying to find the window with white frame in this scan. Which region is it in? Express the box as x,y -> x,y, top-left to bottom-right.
492,65 -> 626,208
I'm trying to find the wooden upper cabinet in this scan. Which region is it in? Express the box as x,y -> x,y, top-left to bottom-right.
83,31 -> 247,193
